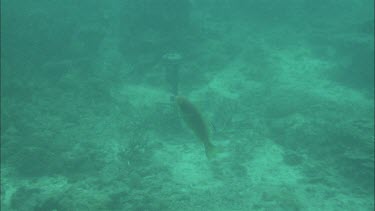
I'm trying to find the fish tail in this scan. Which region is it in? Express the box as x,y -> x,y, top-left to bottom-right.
204,142 -> 219,160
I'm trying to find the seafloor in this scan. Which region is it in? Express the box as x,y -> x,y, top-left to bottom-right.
1,1 -> 374,211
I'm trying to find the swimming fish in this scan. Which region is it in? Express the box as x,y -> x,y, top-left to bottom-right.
175,96 -> 217,159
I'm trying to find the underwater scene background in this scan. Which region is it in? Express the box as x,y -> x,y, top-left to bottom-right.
1,0 -> 374,210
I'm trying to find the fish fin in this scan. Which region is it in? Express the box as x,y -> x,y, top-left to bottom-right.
204,143 -> 220,160
209,121 -> 217,133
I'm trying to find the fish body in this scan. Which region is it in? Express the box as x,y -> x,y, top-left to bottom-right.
175,96 -> 216,159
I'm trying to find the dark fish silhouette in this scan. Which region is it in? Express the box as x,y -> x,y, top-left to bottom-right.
175,96 -> 218,159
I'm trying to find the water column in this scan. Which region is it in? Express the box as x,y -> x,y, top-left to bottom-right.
163,52 -> 182,96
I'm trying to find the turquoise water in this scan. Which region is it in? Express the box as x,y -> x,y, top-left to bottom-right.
1,0 -> 374,210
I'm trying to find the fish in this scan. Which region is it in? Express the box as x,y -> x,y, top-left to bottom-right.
175,96 -> 218,159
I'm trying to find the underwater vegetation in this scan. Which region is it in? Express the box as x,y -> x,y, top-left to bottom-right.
1,0 -> 374,210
